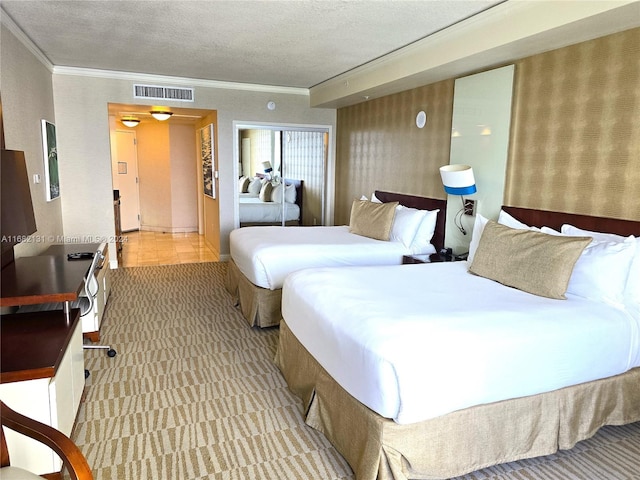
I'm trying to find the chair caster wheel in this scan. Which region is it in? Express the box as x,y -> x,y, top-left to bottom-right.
85,369 -> 90,379
107,349 -> 117,357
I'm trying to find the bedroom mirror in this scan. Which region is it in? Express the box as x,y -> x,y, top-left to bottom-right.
235,125 -> 328,228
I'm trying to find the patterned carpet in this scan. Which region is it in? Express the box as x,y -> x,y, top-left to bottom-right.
72,262 -> 640,480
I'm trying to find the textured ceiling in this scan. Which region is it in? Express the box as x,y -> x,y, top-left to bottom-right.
1,0 -> 503,88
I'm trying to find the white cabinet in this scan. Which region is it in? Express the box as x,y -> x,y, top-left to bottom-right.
0,314 -> 84,475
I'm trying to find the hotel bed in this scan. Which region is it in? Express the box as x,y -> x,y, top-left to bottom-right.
226,191 -> 446,328
239,178 -> 303,227
276,206 -> 640,480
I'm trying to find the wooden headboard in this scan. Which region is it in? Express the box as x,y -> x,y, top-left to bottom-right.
502,206 -> 640,236
375,190 -> 447,252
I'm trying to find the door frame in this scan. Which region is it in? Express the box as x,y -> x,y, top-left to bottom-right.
232,121 -> 334,228
113,129 -> 141,232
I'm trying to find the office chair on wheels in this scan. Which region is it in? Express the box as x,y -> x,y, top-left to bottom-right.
79,250 -> 116,378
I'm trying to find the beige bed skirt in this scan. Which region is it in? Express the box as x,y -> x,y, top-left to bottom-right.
275,319 -> 640,480
225,259 -> 282,328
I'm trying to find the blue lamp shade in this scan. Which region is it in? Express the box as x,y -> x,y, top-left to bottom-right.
439,165 -> 477,195
262,161 -> 273,174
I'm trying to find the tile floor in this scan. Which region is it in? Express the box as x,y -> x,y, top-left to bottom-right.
121,231 -> 218,267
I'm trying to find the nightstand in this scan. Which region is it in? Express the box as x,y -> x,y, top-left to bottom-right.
402,251 -> 468,264
402,253 -> 450,264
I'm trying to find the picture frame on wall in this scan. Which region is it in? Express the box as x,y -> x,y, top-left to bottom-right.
200,123 -> 215,199
41,119 -> 60,201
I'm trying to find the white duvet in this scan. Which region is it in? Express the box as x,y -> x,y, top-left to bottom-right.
239,197 -> 300,223
230,225 -> 435,289
282,261 -> 640,424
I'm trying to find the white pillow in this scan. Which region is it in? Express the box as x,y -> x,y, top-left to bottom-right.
390,205 -> 427,248
468,213 -> 489,264
409,209 -> 439,253
561,224 -> 639,307
371,192 -> 382,203
542,226 -> 636,306
285,183 -> 296,203
271,184 -> 283,203
247,177 -> 262,195
498,209 -> 541,231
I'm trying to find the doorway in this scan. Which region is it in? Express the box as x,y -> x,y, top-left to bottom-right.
108,103 -> 220,260
114,130 -> 140,231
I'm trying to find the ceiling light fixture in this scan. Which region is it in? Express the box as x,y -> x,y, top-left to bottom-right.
150,110 -> 173,121
121,117 -> 140,128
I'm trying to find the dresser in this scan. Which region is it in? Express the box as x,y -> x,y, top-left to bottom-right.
0,309 -> 84,475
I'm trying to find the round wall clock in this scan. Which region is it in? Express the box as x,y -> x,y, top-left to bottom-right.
416,111 -> 427,128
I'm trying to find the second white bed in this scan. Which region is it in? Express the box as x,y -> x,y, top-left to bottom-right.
281,261 -> 640,425
230,225 -> 436,290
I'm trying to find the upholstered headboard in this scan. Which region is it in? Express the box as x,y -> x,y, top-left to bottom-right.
375,190 -> 447,252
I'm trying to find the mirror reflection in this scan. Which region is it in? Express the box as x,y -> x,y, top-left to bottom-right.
237,128 -> 327,227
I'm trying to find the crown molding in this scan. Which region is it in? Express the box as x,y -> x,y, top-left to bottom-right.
52,66 -> 310,96
1,6 -> 53,72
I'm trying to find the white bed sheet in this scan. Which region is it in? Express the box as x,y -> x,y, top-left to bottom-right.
281,261 -> 640,425
230,225 -> 436,290
239,197 -> 300,223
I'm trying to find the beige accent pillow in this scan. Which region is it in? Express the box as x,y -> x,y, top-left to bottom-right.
259,182 -> 273,202
469,221 -> 591,299
239,176 -> 250,193
349,200 -> 398,241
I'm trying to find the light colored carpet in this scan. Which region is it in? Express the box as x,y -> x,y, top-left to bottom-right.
73,262 -> 640,479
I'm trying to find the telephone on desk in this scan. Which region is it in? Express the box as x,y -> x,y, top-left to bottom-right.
67,252 -> 94,261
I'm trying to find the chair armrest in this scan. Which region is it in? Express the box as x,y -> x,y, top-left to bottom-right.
0,401 -> 93,480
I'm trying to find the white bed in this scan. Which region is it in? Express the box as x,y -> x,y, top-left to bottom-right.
275,206 -> 640,480
238,177 -> 303,227
282,261 -> 640,425
226,191 -> 446,327
239,196 -> 300,225
230,225 -> 435,291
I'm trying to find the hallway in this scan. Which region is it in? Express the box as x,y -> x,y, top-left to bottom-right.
121,231 -> 218,267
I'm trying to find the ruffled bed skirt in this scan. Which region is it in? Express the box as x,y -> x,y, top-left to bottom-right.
225,259 -> 282,328
276,319 -> 640,480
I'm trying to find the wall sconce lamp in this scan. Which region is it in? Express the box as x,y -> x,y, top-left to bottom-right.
150,110 -> 173,121
440,164 -> 477,235
121,117 -> 140,128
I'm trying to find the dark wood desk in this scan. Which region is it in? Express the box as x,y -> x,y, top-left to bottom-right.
0,309 -> 81,383
0,243 -> 99,308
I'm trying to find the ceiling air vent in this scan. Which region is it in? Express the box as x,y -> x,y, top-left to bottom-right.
133,84 -> 194,102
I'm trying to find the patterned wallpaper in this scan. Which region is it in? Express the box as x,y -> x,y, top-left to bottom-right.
335,28 -> 640,225
506,28 -> 640,221
335,79 -> 454,225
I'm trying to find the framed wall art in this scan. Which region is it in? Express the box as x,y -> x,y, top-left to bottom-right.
200,123 -> 215,199
41,119 -> 60,201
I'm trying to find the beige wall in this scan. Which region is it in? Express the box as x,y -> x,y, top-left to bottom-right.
169,123 -> 198,231
335,28 -> 640,227
1,26 -> 62,258
136,122 -> 172,230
